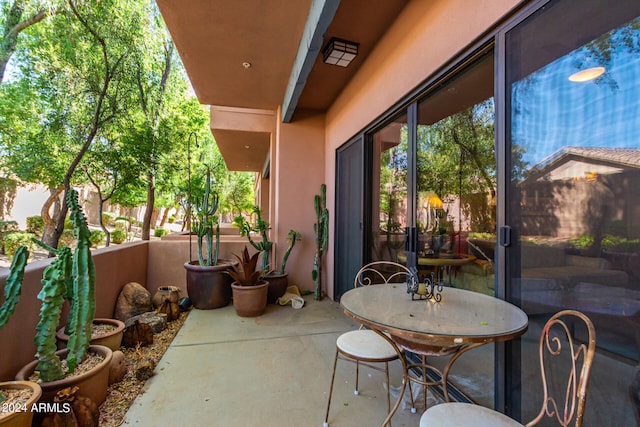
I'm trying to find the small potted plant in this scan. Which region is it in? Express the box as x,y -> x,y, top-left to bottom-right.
233,205 -> 272,271
226,246 -> 268,317
0,380 -> 42,426
264,229 -> 301,304
184,167 -> 239,309
0,189 -> 113,415
233,208 -> 301,303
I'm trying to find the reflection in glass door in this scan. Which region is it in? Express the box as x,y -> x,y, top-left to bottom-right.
369,112 -> 409,265
367,50 -> 497,407
415,49 -> 497,407
505,0 -> 640,424
416,50 -> 496,295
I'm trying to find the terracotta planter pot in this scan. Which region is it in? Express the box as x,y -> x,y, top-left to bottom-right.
231,281 -> 269,317
57,318 -> 125,351
0,381 -> 42,427
15,345 -> 113,408
184,259 -> 238,309
265,272 -> 289,304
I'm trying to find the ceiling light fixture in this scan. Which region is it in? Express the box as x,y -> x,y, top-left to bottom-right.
242,62 -> 251,69
322,37 -> 359,67
569,66 -> 605,82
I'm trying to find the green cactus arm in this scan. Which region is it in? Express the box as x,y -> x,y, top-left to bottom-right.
280,230 -> 301,274
34,247 -> 70,382
64,189 -> 96,373
0,246 -> 29,327
213,222 -> 220,265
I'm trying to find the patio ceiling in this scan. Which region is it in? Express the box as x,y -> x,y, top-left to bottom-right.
157,0 -> 407,171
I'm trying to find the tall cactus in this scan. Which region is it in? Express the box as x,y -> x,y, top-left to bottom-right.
63,188 -> 96,373
234,205 -> 273,271
313,184 -> 329,300
192,167 -> 220,266
0,189 -> 96,382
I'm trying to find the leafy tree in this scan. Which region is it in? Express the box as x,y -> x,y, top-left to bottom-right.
1,0 -> 146,248
0,0 -> 64,82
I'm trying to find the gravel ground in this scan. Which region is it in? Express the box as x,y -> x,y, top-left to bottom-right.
99,311 -> 188,426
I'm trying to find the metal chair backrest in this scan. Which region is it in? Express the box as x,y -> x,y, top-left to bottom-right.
527,310 -> 596,427
354,261 -> 418,289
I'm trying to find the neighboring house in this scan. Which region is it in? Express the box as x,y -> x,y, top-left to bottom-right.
521,147 -> 640,238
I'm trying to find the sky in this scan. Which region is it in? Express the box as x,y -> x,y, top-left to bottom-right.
511,18 -> 640,167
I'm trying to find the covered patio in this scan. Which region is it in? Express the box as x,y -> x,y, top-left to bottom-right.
1,0 -> 639,425
121,296 -> 428,426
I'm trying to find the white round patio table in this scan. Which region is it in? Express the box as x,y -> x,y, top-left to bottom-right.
340,284 -> 528,427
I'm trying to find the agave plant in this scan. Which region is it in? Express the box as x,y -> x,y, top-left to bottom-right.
225,246 -> 265,286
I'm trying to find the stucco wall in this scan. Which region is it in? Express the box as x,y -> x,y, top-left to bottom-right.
274,109 -> 326,293
322,0 -> 521,298
146,237 -> 250,298
0,241 -> 148,381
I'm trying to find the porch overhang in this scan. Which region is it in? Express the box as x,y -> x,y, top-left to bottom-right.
157,0 -> 407,170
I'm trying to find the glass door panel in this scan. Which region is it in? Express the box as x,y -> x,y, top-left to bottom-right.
416,49 -> 496,407
369,112 -> 409,264
417,50 -> 496,293
505,0 -> 640,424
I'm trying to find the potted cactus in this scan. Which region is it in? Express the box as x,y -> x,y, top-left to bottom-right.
0,189 -> 112,415
264,229 -> 301,304
184,167 -> 239,309
226,246 -> 268,317
233,209 -> 301,303
233,205 -> 272,271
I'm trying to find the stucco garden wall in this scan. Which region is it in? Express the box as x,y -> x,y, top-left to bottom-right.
0,241 -> 148,381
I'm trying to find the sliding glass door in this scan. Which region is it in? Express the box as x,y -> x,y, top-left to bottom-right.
366,49 -> 497,406
503,0 -> 640,423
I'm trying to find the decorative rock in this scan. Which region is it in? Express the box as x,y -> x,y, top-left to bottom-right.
135,358 -> 156,381
122,320 -> 154,348
109,350 -> 126,385
114,282 -> 152,322
124,311 -> 167,334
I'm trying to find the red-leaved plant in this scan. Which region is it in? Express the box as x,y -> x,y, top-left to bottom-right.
226,246 -> 266,286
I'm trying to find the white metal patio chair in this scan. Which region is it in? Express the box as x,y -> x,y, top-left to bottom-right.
323,261 -> 418,427
419,309 -> 596,427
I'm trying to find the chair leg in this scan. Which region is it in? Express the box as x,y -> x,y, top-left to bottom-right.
421,355 -> 427,411
354,360 -> 360,395
384,361 -> 392,427
324,350 -> 339,427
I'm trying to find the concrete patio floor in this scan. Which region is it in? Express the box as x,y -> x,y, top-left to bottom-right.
122,296 -> 430,426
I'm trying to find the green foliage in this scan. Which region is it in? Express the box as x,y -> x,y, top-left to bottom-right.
115,219 -> 129,230
26,216 -> 44,235
601,235 -> 640,252
111,228 -> 127,244
168,215 -> 175,224
191,167 -> 220,266
313,184 -> 329,300
58,230 -> 75,248
64,217 -> 73,230
102,212 -> 116,226
154,227 -> 169,238
89,230 -> 106,248
0,221 -> 19,232
280,230 -> 302,275
0,189 -> 95,382
571,235 -> 594,249
0,220 -> 19,254
233,206 -> 272,271
3,232 -> 35,257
